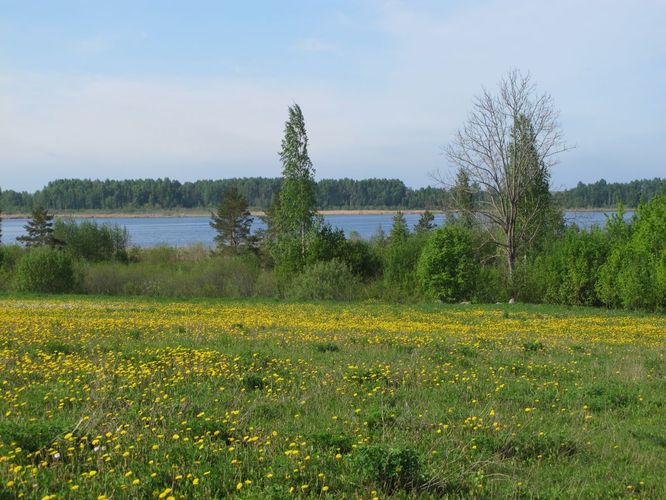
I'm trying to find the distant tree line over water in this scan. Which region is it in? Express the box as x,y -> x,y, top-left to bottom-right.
1,176 -> 663,213
552,178 -> 665,209
0,178 -> 444,212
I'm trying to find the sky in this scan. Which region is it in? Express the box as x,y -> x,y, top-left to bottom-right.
1,0 -> 664,192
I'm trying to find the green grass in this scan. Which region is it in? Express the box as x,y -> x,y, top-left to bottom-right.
0,295 -> 664,498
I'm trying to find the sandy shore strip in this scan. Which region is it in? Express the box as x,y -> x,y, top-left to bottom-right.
1,207 -> 628,219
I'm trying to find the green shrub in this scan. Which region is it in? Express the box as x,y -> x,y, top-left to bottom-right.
597,195 -> 666,310
416,225 -> 477,303
306,223 -> 347,264
288,259 -> 358,301
82,262 -> 154,295
138,244 -> 180,264
474,265 -> 509,303
54,219 -> 129,262
355,445 -> 422,491
512,256 -> 546,303
81,253 -> 262,297
341,239 -> 382,280
384,235 -> 425,293
15,247 -> 75,293
253,270 -> 279,297
540,227 -> 609,306
0,245 -> 25,291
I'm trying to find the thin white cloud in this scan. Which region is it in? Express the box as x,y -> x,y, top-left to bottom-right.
71,35 -> 115,56
0,72 -> 439,189
294,37 -> 337,53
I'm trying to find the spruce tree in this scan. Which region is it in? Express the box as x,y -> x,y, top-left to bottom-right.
452,169 -> 476,229
414,210 -> 436,233
510,114 -> 563,255
210,186 -> 253,253
389,211 -> 409,242
17,207 -> 61,247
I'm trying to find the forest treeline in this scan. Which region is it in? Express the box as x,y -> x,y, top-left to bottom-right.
552,177 -> 665,208
0,178 -> 444,212
0,176 -> 663,212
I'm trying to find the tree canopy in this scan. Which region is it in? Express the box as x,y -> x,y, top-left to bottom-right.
210,186 -> 254,252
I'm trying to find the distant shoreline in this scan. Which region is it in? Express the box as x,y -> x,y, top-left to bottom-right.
3,209 -> 430,219
1,207 -> 632,219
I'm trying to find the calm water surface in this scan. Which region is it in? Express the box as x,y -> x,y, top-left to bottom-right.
2,211 -> 632,247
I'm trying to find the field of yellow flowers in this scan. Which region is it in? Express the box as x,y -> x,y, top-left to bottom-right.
0,296 -> 665,498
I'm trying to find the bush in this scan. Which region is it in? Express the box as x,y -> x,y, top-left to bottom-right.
82,263 -> 156,295
416,226 -> 478,303
384,235 -> 426,293
597,195 -> 666,310
0,245 -> 25,292
288,259 -> 358,301
54,219 -> 129,262
474,265 -> 509,303
355,445 -> 422,491
14,247 -> 75,293
540,227 -> 609,306
306,223 -> 347,264
81,253 -> 263,297
341,239 -> 382,280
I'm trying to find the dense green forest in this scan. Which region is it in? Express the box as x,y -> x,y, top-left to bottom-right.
1,177 -> 663,212
0,178 -> 444,212
552,177 -> 665,208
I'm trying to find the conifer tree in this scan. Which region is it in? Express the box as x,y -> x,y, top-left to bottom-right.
511,114 -> 563,254
210,186 -> 253,252
414,210 -> 436,233
452,169 -> 476,229
17,207 -> 61,247
389,211 -> 409,242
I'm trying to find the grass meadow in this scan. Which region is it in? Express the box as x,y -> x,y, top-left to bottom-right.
0,296 -> 664,498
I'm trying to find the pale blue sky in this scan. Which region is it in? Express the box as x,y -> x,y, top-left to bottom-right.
1,0 -> 664,191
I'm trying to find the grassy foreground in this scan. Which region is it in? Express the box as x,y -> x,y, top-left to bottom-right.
0,297 -> 664,498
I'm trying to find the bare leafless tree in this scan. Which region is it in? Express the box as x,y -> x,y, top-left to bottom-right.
443,69 -> 568,277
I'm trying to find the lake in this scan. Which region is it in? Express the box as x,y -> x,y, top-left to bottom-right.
2,211 -> 631,247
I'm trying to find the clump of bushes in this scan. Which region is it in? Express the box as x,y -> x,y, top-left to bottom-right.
417,225 -> 477,303
54,220 -> 129,262
539,227 -> 610,306
2,194 -> 664,311
596,197 -> 666,310
354,445 -> 423,492
14,247 -> 75,293
288,259 -> 358,300
81,254 -> 267,298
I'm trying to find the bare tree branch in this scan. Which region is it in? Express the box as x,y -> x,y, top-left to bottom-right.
442,70 -> 569,277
